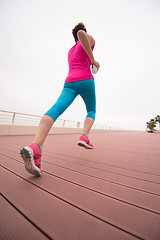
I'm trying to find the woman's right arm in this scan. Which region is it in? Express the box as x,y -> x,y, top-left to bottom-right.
77,30 -> 100,70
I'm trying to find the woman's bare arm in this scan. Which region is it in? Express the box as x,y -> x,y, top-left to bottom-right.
77,30 -> 100,70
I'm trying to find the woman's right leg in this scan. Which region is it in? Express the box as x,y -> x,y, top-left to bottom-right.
77,79 -> 96,149
82,117 -> 94,136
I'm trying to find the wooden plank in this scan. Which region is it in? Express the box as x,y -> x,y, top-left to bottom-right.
0,196 -> 49,240
1,153 -> 160,215
42,152 -> 160,182
2,141 -> 159,182
1,147 -> 160,196
1,131 -> 160,173
1,156 -> 160,240
0,167 -> 139,240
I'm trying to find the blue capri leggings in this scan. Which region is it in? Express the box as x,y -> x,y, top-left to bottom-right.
45,79 -> 96,122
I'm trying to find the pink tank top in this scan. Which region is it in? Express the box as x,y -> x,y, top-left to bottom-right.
65,42 -> 95,83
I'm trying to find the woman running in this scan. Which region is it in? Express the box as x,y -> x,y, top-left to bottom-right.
20,22 -> 100,176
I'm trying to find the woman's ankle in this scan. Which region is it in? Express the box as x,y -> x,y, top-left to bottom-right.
81,134 -> 88,138
32,141 -> 43,151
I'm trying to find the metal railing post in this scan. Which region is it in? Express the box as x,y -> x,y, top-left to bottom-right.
77,122 -> 80,128
12,113 -> 16,125
63,120 -> 66,127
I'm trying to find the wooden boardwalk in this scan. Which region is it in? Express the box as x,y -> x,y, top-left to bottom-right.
0,131 -> 160,240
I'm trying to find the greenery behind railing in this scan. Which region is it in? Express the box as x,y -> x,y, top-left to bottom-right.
146,115 -> 160,133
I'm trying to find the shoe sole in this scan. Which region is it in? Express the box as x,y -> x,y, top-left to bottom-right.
77,141 -> 93,149
20,147 -> 41,177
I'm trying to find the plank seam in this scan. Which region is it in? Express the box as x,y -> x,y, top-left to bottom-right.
0,193 -> 54,240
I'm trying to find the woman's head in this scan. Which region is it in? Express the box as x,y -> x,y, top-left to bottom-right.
72,22 -> 87,42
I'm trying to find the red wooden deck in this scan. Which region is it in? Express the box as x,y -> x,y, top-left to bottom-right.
0,131 -> 160,240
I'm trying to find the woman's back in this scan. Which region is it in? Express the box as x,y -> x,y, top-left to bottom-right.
65,42 -> 95,83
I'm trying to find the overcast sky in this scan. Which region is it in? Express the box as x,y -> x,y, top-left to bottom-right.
0,0 -> 160,131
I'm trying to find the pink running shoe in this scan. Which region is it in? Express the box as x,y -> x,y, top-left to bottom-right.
20,143 -> 42,176
78,135 -> 94,149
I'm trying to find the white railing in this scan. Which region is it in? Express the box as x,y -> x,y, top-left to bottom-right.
0,110 -> 108,130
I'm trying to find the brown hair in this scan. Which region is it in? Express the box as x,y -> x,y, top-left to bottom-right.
72,22 -> 87,42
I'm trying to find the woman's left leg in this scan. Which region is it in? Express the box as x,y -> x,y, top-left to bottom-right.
34,87 -> 78,149
33,115 -> 54,150
20,86 -> 78,176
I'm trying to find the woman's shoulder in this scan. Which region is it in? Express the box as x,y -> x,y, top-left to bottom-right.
87,34 -> 95,47
77,30 -> 95,47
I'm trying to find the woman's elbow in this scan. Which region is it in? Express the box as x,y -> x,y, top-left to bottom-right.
77,30 -> 86,39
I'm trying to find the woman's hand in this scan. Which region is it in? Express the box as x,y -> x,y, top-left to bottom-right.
92,59 -> 100,71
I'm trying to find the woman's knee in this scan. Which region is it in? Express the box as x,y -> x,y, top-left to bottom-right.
86,111 -> 96,120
